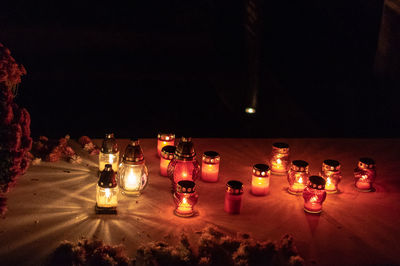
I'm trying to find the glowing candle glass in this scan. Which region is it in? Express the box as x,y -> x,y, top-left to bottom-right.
319,159 -> 342,193
287,160 -> 309,195
303,175 -> 327,214
96,164 -> 118,214
99,133 -> 119,172
354,158 -> 376,192
168,137 -> 200,192
251,164 -> 270,196
173,180 -> 198,217
201,151 -> 220,182
117,139 -> 148,196
270,142 -> 290,175
224,180 -> 243,214
160,145 -> 176,177
157,133 -> 175,157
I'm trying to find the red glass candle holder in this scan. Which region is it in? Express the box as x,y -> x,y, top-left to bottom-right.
201,151 -> 220,182
251,164 -> 270,196
319,159 -> 342,193
303,175 -> 327,214
160,145 -> 175,177
157,133 -> 175,157
354,158 -> 376,192
173,180 -> 198,217
168,137 -> 200,192
270,142 -> 290,175
224,180 -> 243,214
287,160 -> 309,195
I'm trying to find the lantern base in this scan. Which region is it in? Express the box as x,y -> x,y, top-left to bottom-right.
95,204 -> 117,214
287,188 -> 303,195
304,208 -> 322,214
174,209 -> 195,218
326,189 -> 338,194
121,190 -> 141,197
354,185 -> 374,192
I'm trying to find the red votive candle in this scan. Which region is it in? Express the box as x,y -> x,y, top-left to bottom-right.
303,175 -> 327,214
269,142 -> 290,175
354,158 -> 376,192
160,145 -> 175,177
287,160 -> 309,195
201,151 -> 220,182
224,180 -> 243,214
319,159 -> 342,193
251,164 -> 270,196
173,180 -> 198,217
157,133 -> 175,157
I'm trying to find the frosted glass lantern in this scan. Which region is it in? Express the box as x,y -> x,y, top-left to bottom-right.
96,164 -> 118,214
117,139 -> 148,196
319,159 -> 342,193
287,160 -> 309,195
99,133 -> 119,172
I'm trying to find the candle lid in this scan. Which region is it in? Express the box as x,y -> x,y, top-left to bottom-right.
291,160 -> 309,172
98,164 -> 117,188
272,142 -> 289,153
226,180 -> 243,195
253,164 -> 270,176
101,133 -> 118,154
161,145 -> 176,160
307,175 -> 326,190
358,158 -> 375,169
202,151 -> 220,164
122,138 -> 144,164
176,180 -> 196,193
158,133 -> 175,141
175,137 -> 196,160
322,159 -> 341,171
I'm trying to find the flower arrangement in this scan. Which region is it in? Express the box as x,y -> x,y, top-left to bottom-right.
0,43 -> 31,215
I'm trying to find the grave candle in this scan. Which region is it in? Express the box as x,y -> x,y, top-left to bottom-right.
160,145 -> 176,177
270,142 -> 290,175
157,133 -> 175,157
224,180 -> 243,214
287,160 -> 309,195
251,164 -> 270,196
201,151 -> 220,182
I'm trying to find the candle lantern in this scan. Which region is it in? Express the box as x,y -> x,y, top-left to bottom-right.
96,164 -> 118,214
99,133 -> 119,172
354,158 -> 376,192
319,159 -> 342,193
167,137 -> 200,192
173,180 -> 198,217
201,151 -> 220,182
303,175 -> 327,214
287,160 -> 309,195
157,133 -> 175,157
251,164 -> 270,196
160,145 -> 176,177
117,139 -> 148,196
269,142 -> 290,175
224,180 -> 244,214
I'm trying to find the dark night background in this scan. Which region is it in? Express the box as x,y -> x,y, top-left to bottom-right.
1,0 -> 399,138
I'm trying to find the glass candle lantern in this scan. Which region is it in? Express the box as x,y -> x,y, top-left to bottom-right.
251,164 -> 270,196
160,145 -> 176,177
201,151 -> 220,182
287,160 -> 309,195
173,180 -> 198,217
99,133 -> 119,172
157,133 -> 175,157
167,137 -> 200,192
117,139 -> 148,196
96,164 -> 118,214
269,142 -> 290,175
354,158 -> 376,192
224,180 -> 244,214
303,175 -> 327,214
319,159 -> 342,193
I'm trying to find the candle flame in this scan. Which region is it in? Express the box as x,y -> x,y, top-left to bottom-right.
277,158 -> 282,164
108,155 -> 113,164
310,195 -> 318,203
105,188 -> 111,198
298,177 -> 303,184
182,197 -> 188,204
326,177 -> 331,185
360,175 -> 368,181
